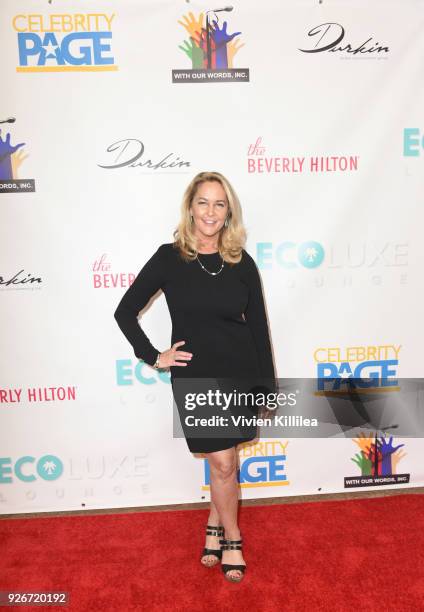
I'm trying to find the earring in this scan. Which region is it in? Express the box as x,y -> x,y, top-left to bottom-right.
224,218 -> 229,227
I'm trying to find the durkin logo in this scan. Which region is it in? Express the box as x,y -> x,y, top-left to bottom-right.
345,432 -> 409,488
0,268 -> 42,289
0,118 -> 35,193
97,139 -> 191,172
13,12 -> 118,72
172,9 -> 249,83
299,23 -> 389,58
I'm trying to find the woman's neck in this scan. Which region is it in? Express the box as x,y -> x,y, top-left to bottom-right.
196,238 -> 219,254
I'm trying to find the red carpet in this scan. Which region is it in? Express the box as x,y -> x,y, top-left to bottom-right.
1,494 -> 423,611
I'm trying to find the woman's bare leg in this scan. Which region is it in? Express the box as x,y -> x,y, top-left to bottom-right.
207,446 -> 245,580
201,498 -> 222,566
208,498 -> 220,525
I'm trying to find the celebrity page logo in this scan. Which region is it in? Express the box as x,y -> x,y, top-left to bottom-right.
314,345 -> 401,393
247,137 -> 359,174
0,118 -> 35,193
13,13 -> 118,72
202,440 -> 289,490
299,23 -> 389,59
345,433 -> 409,488
172,9 -> 249,83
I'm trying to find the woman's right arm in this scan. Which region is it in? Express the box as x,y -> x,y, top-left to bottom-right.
113,245 -> 165,366
114,244 -> 193,369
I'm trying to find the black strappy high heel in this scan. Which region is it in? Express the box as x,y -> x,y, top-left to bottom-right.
200,525 -> 224,567
220,537 -> 246,582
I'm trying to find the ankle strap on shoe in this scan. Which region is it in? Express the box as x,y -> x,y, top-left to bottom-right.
206,525 -> 224,536
219,538 -> 243,550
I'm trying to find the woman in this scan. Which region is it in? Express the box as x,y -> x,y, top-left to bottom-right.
114,171 -> 276,583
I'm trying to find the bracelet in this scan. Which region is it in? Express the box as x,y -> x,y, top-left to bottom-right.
153,352 -> 161,369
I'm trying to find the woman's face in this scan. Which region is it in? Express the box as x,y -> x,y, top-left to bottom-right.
190,180 -> 229,242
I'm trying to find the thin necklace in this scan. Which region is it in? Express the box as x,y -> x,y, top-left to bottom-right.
196,253 -> 225,276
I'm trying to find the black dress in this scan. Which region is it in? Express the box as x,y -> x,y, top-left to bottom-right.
113,243 -> 276,453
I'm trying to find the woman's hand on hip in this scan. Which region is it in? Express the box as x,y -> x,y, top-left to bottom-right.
158,341 -> 193,368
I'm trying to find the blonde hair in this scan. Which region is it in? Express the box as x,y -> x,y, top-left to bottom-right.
173,171 -> 246,264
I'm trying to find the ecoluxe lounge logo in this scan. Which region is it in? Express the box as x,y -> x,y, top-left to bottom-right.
299,23 -> 389,59
172,8 -> 249,83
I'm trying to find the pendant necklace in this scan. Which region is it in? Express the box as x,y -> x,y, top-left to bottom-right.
196,253 -> 225,276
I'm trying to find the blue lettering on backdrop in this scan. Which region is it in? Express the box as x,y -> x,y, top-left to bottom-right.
18,32 -> 113,66
204,455 -> 287,485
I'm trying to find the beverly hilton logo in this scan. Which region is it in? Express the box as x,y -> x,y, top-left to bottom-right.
92,254 -> 135,288
247,137 -> 359,174
0,386 -> 76,404
172,8 -> 249,83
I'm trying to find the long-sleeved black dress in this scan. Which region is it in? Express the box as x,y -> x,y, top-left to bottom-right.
114,243 -> 276,453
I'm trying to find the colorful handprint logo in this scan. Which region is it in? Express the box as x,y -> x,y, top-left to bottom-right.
0,130 -> 26,181
351,433 -> 406,477
173,10 -> 249,83
0,123 -> 35,193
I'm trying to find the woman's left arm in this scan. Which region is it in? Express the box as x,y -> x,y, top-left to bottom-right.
243,251 -> 276,385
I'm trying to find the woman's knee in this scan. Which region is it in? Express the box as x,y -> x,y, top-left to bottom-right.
208,451 -> 237,481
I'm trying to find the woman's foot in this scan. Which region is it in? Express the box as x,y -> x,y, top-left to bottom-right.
220,533 -> 246,582
200,525 -> 224,568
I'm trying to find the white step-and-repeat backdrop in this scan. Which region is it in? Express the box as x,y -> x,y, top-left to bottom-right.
1,0 -> 423,514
